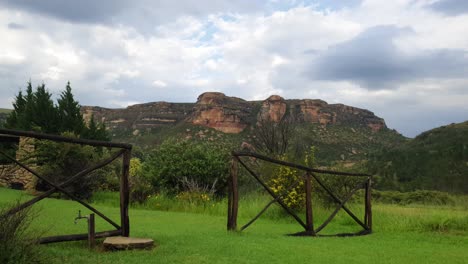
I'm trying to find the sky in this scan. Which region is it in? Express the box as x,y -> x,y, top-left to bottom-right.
0,0 -> 467,137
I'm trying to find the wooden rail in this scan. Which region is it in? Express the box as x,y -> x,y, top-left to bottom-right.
227,151 -> 373,237
0,129 -> 132,244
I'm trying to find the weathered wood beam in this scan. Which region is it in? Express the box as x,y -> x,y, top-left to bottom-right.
0,128 -> 132,149
227,157 -> 239,231
304,173 -> 314,234
120,149 -> 131,237
39,229 -> 122,244
233,151 -> 370,177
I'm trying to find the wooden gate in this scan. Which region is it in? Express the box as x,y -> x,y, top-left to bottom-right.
0,128 -> 131,243
227,151 -> 372,236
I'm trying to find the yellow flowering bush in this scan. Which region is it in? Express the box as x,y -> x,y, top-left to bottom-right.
270,165 -> 304,209
269,146 -> 316,210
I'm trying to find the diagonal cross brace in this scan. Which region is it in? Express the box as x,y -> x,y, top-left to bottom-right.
314,179 -> 367,234
311,173 -> 369,230
241,173 -> 306,231
236,156 -> 307,229
0,149 -> 125,229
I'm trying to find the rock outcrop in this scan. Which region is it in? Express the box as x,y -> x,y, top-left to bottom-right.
259,95 -> 287,122
81,92 -> 387,135
189,92 -> 253,133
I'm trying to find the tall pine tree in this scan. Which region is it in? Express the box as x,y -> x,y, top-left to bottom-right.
32,84 -> 59,133
6,81 -> 109,141
57,82 -> 85,135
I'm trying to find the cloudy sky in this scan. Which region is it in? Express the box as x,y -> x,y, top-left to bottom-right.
0,0 -> 467,137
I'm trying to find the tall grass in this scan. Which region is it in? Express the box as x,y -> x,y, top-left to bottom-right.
91,190 -> 468,235
0,201 -> 45,264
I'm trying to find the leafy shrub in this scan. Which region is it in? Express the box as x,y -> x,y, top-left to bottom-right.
34,134 -> 106,200
142,138 -> 230,195
0,203 -> 44,264
129,158 -> 154,203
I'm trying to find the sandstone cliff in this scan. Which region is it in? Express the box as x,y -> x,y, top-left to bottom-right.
81,92 -> 386,134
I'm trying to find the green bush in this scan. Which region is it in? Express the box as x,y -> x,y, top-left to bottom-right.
142,139 -> 230,195
34,134 -> 106,200
0,203 -> 44,264
129,158 -> 154,203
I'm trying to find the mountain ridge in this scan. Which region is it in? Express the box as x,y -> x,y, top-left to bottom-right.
81,92 -> 389,135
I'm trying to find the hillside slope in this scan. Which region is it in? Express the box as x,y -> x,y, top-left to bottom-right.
368,121 -> 468,193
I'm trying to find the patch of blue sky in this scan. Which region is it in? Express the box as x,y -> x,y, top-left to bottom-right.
267,0 -> 361,13
198,21 -> 218,43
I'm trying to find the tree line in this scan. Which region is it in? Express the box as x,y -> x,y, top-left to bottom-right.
5,81 -> 108,141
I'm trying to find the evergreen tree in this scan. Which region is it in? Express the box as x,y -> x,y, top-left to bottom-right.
32,84 -> 59,133
6,81 -> 110,141
6,82 -> 34,130
5,90 -> 24,129
81,114 -> 110,141
57,82 -> 84,135
21,82 -> 35,130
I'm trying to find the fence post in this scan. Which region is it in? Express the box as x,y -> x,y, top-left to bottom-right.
228,157 -> 239,231
120,149 -> 131,237
365,177 -> 372,232
88,213 -> 95,249
305,173 -> 315,235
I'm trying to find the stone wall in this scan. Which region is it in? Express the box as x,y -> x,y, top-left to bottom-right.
0,137 -> 36,190
0,164 -> 15,187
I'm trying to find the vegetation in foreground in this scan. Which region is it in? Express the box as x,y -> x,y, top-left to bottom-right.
0,200 -> 44,264
1,188 -> 468,264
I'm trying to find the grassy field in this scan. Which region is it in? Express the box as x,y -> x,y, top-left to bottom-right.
1,187 -> 468,264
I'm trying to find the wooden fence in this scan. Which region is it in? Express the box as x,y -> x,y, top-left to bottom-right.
227,151 -> 372,236
0,128 -> 132,243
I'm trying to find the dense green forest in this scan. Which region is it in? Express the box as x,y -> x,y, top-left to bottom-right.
368,122 -> 468,193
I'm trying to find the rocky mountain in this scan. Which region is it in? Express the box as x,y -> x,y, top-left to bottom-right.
81,92 -> 387,135
80,92 -> 402,165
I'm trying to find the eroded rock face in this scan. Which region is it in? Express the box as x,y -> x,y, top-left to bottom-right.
296,99 -> 337,125
81,101 -> 193,132
189,92 -> 252,133
329,104 -> 386,131
258,95 -> 287,122
81,92 -> 387,135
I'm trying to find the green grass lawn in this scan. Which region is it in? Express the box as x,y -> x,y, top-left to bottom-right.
1,187 -> 468,264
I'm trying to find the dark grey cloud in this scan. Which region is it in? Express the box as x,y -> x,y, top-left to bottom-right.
428,0 -> 468,16
0,0 -> 262,32
0,0 -> 130,24
309,26 -> 468,89
7,22 -> 26,30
